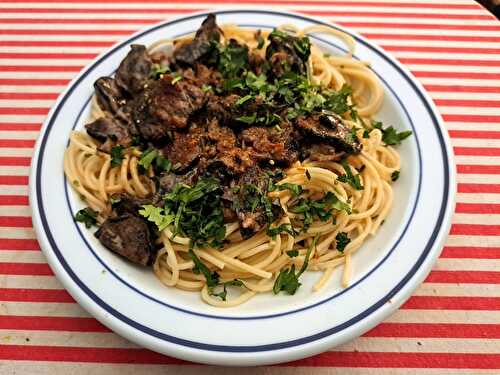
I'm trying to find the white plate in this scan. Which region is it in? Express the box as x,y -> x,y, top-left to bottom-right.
29,9 -> 456,366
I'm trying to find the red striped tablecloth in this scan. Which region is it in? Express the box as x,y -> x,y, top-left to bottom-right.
0,0 -> 499,373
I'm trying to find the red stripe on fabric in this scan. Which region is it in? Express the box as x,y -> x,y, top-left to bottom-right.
0,288 -> 74,303
0,40 -> 113,47
0,123 -> 41,131
0,65 -> 82,73
450,224 -> 500,236
339,21 -> 500,31
383,45 -> 500,54
0,262 -> 53,276
287,352 -> 500,369
0,157 -> 31,166
425,85 -> 500,94
447,115 -> 500,123
0,345 -> 498,368
417,56 -> 500,66
402,296 -> 500,310
365,323 -> 500,339
0,2 -> 481,10
0,107 -> 49,115
0,78 -> 69,86
0,195 -> 29,205
0,216 -> 32,227
364,33 -> 500,43
0,52 -> 96,59
10,290 -> 495,310
457,165 -> 500,174
0,29 -> 133,36
449,130 -> 500,139
0,92 -> 58,100
436,99 -> 500,108
456,202 -> 500,214
0,239 -> 39,251
0,11 -> 493,21
0,315 -> 108,332
0,139 -> 36,148
0,17 -> 167,24
454,147 -> 500,156
459,183 -> 500,194
415,71 -> 500,80
425,270 -> 500,284
441,247 -> 500,259
9,39 -> 500,51
0,175 -> 28,185
0,345 -> 184,365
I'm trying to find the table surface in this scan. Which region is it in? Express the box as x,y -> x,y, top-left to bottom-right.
0,0 -> 499,373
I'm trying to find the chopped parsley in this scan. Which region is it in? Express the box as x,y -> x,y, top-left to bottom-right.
236,94 -> 253,106
273,234 -> 319,295
201,84 -> 213,93
391,170 -> 400,182
151,64 -> 170,79
335,232 -> 350,252
75,207 -> 97,228
275,182 -> 303,196
188,248 -> 220,288
337,159 -> 364,190
155,155 -> 172,172
209,279 -> 245,301
164,177 -> 226,248
138,148 -> 172,172
171,74 -> 183,85
267,223 -> 297,238
138,148 -> 158,169
138,205 -> 174,231
290,192 -> 351,232
286,249 -> 299,257
256,34 -> 265,49
236,113 -> 257,124
372,120 -> 412,146
110,145 -> 124,168
217,40 -> 250,78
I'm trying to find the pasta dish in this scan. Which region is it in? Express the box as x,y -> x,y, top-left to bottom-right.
64,14 -> 411,307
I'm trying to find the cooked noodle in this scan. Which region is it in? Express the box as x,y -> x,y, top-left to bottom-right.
64,24 -> 400,307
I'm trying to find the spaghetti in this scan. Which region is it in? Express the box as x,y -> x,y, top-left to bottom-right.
64,20 -> 404,307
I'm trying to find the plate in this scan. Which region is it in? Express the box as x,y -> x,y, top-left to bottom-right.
29,9 -> 455,366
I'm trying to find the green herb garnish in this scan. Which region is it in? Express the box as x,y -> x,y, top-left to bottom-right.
164,177 -> 226,248
290,192 -> 351,232
138,205 -> 174,231
372,121 -> 412,146
337,159 -> 364,190
188,248 -> 220,287
138,148 -> 158,170
391,170 -> 400,181
273,234 -> 319,295
75,207 -> 97,228
209,279 -> 245,301
267,223 -> 297,238
335,232 -> 351,252
110,145 -> 124,168
171,74 -> 183,85
155,155 -> 172,172
275,182 -> 303,196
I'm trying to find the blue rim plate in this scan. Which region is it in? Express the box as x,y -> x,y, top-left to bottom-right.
29,9 -> 456,366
